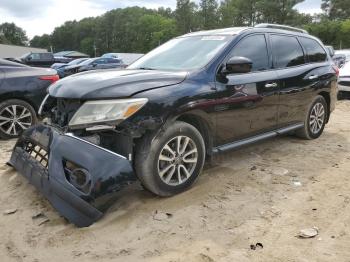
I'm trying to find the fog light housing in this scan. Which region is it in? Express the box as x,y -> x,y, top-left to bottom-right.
63,160 -> 92,194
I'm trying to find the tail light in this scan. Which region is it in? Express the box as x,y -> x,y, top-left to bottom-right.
333,65 -> 339,77
39,74 -> 60,83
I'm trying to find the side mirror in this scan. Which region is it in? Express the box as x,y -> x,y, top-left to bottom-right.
27,56 -> 32,61
223,56 -> 252,74
92,62 -> 97,67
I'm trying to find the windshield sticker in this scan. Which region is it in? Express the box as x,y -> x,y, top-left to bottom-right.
201,36 -> 226,41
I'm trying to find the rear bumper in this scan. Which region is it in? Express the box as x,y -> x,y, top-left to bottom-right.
8,124 -> 135,227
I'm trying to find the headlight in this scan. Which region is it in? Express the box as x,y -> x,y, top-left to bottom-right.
68,98 -> 148,129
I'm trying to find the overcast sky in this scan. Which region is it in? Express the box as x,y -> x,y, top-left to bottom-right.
0,0 -> 322,39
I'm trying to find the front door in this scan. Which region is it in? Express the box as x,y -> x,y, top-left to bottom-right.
215,34 -> 279,145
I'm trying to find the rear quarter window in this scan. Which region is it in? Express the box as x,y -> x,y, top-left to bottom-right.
299,37 -> 327,63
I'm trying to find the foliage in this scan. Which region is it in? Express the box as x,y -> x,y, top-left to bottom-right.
305,19 -> 350,49
23,0 -> 350,55
322,0 -> 350,21
0,23 -> 28,46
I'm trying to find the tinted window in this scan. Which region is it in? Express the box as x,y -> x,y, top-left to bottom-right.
29,53 -> 40,60
107,58 -> 121,64
300,37 -> 327,63
271,35 -> 305,68
40,53 -> 52,60
95,59 -> 107,64
230,34 -> 269,72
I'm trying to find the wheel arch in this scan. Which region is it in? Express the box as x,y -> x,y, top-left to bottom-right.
174,111 -> 214,156
0,94 -> 39,113
318,91 -> 330,123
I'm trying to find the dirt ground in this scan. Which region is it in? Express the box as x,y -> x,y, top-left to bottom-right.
1,101 -> 350,262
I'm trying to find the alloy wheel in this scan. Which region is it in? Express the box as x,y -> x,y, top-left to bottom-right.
158,135 -> 198,186
0,105 -> 33,136
309,102 -> 325,134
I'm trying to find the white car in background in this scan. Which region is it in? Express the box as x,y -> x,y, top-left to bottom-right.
338,61 -> 350,99
334,50 -> 350,68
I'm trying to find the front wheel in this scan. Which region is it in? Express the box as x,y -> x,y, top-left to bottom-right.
135,121 -> 205,197
296,95 -> 327,140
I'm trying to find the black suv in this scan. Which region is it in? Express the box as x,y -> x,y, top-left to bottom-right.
9,24 -> 338,227
8,52 -> 56,67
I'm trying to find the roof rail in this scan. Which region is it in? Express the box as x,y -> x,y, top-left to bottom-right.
254,23 -> 308,34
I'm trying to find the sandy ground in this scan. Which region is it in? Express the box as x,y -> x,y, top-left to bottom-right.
1,101 -> 350,262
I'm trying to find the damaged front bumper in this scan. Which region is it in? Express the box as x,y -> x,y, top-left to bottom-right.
8,124 -> 135,227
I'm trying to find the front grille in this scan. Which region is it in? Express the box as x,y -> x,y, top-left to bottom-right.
24,142 -> 48,168
50,98 -> 82,128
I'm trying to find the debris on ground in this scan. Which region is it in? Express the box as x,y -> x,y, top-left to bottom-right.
153,210 -> 173,221
32,212 -> 50,226
293,181 -> 302,186
298,227 -> 319,238
270,167 -> 289,176
3,209 -> 17,215
250,243 -> 264,250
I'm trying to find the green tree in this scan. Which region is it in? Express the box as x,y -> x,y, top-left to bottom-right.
322,0 -> 350,20
199,0 -> 219,29
175,0 -> 199,34
219,0 -> 244,27
30,34 -> 51,49
259,0 -> 304,24
0,22 -> 28,46
219,0 -> 262,26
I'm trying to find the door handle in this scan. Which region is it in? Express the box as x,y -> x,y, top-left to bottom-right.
308,75 -> 319,80
265,82 -> 278,88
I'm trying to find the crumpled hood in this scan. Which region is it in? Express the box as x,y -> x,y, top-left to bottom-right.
49,69 -> 187,99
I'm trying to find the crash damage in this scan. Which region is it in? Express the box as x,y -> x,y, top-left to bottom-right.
8,124 -> 135,227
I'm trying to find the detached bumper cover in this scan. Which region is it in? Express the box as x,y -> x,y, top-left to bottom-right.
8,124 -> 135,227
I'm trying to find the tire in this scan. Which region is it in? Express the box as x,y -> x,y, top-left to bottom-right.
0,99 -> 37,139
295,95 -> 327,140
135,121 -> 206,197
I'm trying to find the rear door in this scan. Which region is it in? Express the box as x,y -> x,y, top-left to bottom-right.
215,34 -> 279,145
39,53 -> 54,67
269,34 -> 324,127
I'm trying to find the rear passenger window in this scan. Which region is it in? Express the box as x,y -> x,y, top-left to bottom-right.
271,35 -> 305,68
230,34 -> 269,72
299,37 -> 327,63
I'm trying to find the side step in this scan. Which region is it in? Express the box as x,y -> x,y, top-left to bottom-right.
213,123 -> 304,153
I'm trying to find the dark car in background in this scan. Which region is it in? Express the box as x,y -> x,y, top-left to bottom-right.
52,58 -> 89,78
0,59 -> 58,138
18,52 -> 56,67
63,57 -> 124,76
9,24 -> 338,227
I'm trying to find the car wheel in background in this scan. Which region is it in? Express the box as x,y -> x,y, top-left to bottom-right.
0,99 -> 37,139
135,121 -> 205,197
296,95 -> 327,140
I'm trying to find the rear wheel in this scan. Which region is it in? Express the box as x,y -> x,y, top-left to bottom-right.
0,99 -> 37,139
296,95 -> 327,140
135,121 -> 205,196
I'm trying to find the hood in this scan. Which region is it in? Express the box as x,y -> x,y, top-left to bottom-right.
65,64 -> 82,70
49,69 -> 187,99
339,62 -> 350,77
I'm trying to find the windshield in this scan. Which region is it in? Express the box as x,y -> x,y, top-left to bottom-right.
20,52 -> 31,59
68,58 -> 86,65
80,58 -> 94,65
128,35 -> 232,71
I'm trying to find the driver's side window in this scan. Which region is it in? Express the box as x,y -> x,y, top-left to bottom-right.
229,34 -> 269,72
